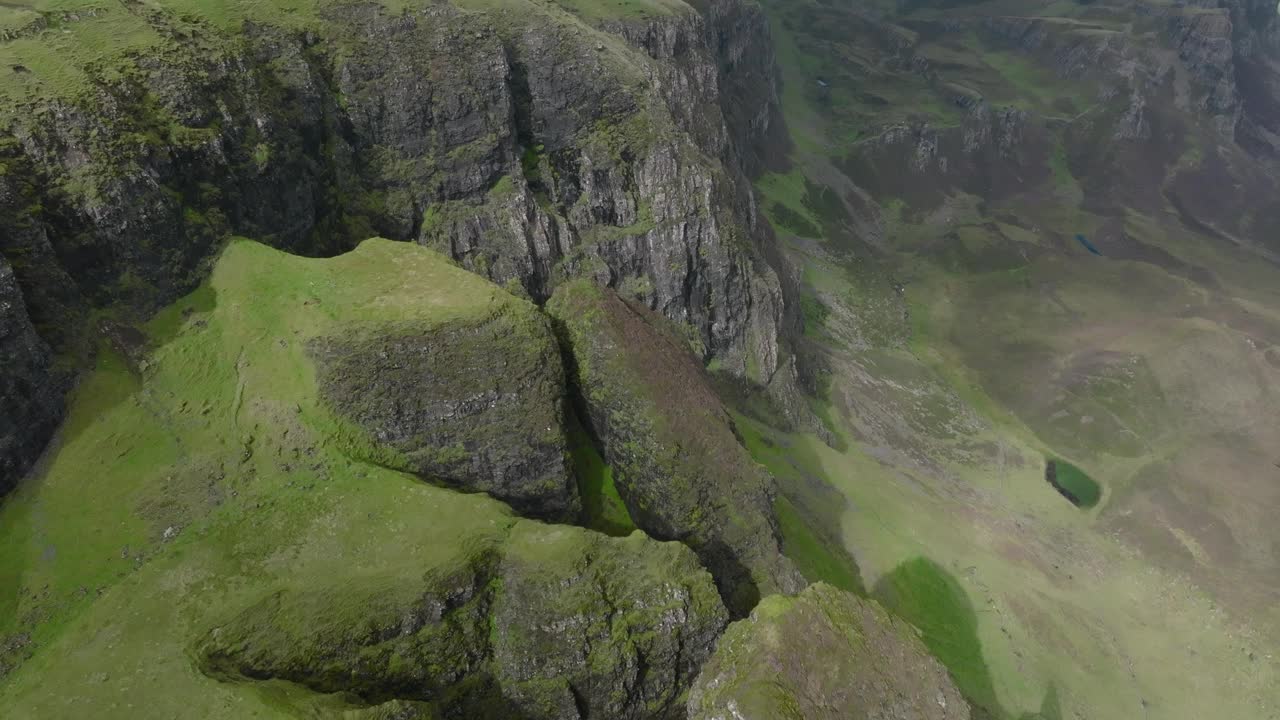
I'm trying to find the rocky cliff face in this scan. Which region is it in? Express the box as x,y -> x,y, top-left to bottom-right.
0,0 -> 794,496
0,255 -> 60,496
828,0 -> 1280,249
548,280 -> 803,617
844,103 -> 1053,214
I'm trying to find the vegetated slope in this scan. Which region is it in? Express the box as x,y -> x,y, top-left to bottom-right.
0,237 -> 956,719
741,0 -> 1280,718
0,0 -> 803,494
0,238 -> 735,718
688,582 -> 969,720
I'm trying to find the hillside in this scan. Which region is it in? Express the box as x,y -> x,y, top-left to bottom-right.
746,0 -> 1280,717
2,0 -> 1280,718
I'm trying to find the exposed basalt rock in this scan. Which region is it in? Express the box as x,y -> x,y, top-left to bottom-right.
2,0 -> 787,377
1167,7 -> 1238,118
0,149 -> 88,358
547,280 -> 803,618
600,0 -> 789,177
310,304 -> 578,522
0,254 -> 61,496
418,2 -> 790,385
195,522 -> 727,720
687,583 -> 970,720
0,0 -> 799,494
844,103 -> 1052,213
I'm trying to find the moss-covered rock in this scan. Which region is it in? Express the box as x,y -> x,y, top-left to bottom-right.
494,525 -> 726,719
547,280 -> 803,617
687,583 -> 970,720
195,520 -> 726,720
310,303 -> 578,521
196,547 -> 514,716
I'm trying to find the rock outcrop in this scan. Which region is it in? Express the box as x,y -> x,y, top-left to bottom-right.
548,280 -> 803,617
0,255 -> 61,496
822,0 -> 1280,247
0,0 -> 796,498
196,523 -> 727,720
687,583 -> 970,720
845,103 -> 1053,213
311,302 -> 578,521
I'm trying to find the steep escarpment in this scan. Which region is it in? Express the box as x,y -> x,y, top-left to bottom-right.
771,0 -> 1278,238
548,280 -> 803,617
0,0 -> 795,496
844,104 -> 1053,214
0,255 -> 60,496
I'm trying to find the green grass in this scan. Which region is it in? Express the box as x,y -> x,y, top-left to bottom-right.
977,44 -> 1094,116
769,202 -> 821,237
547,0 -> 691,20
874,557 -> 1001,717
798,291 -> 829,336
732,413 -> 864,594
569,428 -> 637,536
1048,135 -> 1077,194
0,238 -> 536,715
775,495 -> 864,595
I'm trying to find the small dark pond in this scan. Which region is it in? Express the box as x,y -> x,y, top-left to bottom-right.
1075,234 -> 1103,256
1045,458 -> 1101,508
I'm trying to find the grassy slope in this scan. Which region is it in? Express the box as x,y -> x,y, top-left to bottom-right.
568,426 -> 637,536
0,238 -> 541,716
751,0 -> 1280,718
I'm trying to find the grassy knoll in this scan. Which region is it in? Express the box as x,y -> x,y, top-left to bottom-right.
0,238 -> 665,717
0,238 -> 496,709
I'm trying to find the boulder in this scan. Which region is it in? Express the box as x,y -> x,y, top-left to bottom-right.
311,302 -> 578,521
